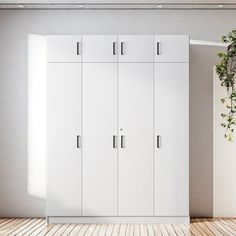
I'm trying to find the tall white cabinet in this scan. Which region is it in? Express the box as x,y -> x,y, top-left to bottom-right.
46,35 -> 189,223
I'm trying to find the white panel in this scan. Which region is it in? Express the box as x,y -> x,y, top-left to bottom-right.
27,34 -> 46,199
118,35 -> 154,62
47,35 -> 81,62
119,63 -> 154,216
82,35 -> 118,62
155,63 -> 189,216
48,216 -> 190,224
47,63 -> 82,216
155,35 -> 189,62
83,63 -> 117,216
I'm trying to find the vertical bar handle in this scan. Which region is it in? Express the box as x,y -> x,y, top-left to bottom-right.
121,135 -> 125,148
77,135 -> 81,148
157,42 -> 160,55
77,42 -> 80,55
157,135 -> 161,148
113,42 -> 117,55
121,42 -> 125,55
113,135 -> 117,148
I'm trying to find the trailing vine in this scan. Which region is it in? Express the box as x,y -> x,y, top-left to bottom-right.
216,30 -> 236,141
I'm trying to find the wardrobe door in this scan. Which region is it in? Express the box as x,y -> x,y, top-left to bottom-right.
155,63 -> 189,216
47,35 -> 82,62
119,63 -> 154,216
118,35 -> 153,62
47,63 -> 82,216
83,63 -> 118,216
154,35 -> 189,63
82,35 -> 118,62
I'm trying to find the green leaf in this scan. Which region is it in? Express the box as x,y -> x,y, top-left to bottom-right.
216,30 -> 236,141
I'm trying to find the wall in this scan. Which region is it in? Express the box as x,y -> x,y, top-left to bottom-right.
213,70 -> 236,217
0,9 -> 235,218
190,45 -> 222,217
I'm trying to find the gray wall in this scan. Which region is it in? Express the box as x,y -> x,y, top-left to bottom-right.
0,9 -> 234,218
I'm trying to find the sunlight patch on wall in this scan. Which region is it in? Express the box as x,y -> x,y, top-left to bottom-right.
27,34 -> 47,199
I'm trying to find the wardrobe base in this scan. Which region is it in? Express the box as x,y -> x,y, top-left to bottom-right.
47,216 -> 190,224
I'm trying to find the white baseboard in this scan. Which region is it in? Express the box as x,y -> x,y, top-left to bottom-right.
47,216 -> 190,224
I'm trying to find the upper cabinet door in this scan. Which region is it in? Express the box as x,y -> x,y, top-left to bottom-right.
155,35 -> 189,62
118,35 -> 154,62
82,35 -> 118,62
47,35 -> 82,62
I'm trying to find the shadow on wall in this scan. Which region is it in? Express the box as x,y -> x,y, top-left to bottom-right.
189,44 -> 223,217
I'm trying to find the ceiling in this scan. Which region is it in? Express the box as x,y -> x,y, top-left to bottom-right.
1,0 -> 236,9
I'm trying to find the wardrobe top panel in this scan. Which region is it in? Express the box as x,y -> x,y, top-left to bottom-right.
47,35 -> 189,63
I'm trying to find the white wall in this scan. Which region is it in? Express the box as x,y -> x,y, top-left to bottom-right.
213,70 -> 236,217
0,9 -> 235,218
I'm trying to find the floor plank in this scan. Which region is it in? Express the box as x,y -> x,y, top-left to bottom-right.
172,224 -> 185,236
165,223 -> 177,235
1,218 -> 236,235
153,224 -> 163,236
65,224 -> 84,236
179,223 -> 194,236
119,223 -> 126,236
133,224 -> 140,236
160,224 -> 169,236
201,218 -> 225,236
83,223 -> 96,236
147,224 -> 155,236
44,224 -> 63,235
99,224 -> 109,236
0,218 -> 15,228
9,218 -> 43,236
3,219 -> 31,235
192,219 -> 211,236
207,218 -> 232,235
140,224 -> 148,236
77,224 -> 90,236
218,218 -> 236,235
0,218 -> 24,232
31,223 -> 53,235
105,223 -> 114,236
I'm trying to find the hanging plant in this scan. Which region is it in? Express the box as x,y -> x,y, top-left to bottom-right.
216,30 -> 236,141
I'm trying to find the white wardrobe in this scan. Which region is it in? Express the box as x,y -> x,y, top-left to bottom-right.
46,35 -> 189,223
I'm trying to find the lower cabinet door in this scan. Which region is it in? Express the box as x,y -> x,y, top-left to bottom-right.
47,63 -> 82,216
82,63 -> 118,216
118,63 -> 154,216
155,63 -> 189,216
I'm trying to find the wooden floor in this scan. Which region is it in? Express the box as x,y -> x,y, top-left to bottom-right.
0,218 -> 236,235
